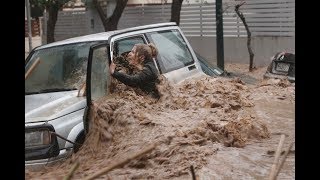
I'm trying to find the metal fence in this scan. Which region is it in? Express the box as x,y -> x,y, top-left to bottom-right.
119,0 -> 295,37
42,10 -> 90,42
42,0 -> 294,41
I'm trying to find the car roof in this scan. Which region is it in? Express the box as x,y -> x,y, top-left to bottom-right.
37,22 -> 177,50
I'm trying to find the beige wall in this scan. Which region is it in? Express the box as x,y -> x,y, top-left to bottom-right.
127,0 -> 230,4
187,36 -> 295,67
128,0 -> 168,4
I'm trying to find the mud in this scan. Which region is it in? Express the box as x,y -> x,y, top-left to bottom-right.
25,63 -> 294,179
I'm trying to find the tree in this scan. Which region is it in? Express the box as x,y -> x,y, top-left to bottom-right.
30,0 -> 71,43
170,0 -> 184,25
30,3 -> 44,19
93,0 -> 128,31
235,2 -> 254,71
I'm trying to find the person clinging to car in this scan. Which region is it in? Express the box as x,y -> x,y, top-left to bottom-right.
109,43 -> 160,99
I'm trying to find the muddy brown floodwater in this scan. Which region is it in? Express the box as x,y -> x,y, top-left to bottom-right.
25,63 -> 295,180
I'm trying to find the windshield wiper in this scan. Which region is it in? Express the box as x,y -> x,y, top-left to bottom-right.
25,88 -> 77,95
40,88 -> 77,93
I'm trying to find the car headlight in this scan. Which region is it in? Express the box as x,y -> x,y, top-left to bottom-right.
25,130 -> 51,148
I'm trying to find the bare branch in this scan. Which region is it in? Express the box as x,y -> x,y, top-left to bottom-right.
235,1 -> 255,71
92,0 -> 108,31
273,141 -> 295,179
84,143 -> 157,180
268,134 -> 286,180
63,162 -> 80,180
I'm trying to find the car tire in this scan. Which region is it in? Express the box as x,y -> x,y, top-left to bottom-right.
74,131 -> 85,153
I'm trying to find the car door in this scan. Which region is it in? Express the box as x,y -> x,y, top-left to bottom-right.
145,29 -> 203,84
84,42 -> 111,133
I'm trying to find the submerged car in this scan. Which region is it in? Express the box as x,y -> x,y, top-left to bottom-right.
195,52 -> 223,77
264,52 -> 295,82
25,22 -> 222,169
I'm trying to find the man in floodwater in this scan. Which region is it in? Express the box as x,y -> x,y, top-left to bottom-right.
109,43 -> 160,99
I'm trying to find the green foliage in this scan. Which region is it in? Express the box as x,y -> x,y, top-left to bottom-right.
29,0 -> 71,9
30,5 -> 44,18
29,0 -> 72,18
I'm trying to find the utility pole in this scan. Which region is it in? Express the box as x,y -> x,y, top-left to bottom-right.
215,0 -> 224,71
25,0 -> 32,52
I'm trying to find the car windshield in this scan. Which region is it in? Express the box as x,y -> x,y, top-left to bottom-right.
25,42 -> 97,95
195,52 -> 223,77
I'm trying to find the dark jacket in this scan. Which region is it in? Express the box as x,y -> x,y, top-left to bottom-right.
112,58 -> 159,98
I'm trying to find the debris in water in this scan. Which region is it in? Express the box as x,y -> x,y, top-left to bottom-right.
26,74 -> 271,179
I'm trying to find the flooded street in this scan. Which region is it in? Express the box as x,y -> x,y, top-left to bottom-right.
25,63 -> 295,179
197,77 -> 295,179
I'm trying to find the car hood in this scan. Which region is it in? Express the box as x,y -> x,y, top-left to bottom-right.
25,91 -> 86,123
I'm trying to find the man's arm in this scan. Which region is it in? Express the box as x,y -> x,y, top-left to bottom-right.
112,67 -> 154,87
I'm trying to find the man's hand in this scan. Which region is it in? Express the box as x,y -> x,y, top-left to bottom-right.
110,62 -> 116,74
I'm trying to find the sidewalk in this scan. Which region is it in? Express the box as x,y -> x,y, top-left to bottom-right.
25,36 -> 42,59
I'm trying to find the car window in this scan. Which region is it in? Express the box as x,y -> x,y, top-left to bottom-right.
90,45 -> 110,101
113,36 -> 145,57
25,42 -> 97,94
196,52 -> 223,77
146,30 -> 194,73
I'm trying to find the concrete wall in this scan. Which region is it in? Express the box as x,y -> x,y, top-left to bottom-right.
39,1 -> 294,66
25,36 -> 42,59
186,36 -> 295,67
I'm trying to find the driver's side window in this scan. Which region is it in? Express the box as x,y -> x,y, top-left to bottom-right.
113,36 -> 146,73
114,36 -> 146,57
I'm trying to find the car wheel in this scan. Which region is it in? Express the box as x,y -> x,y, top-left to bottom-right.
74,131 -> 85,153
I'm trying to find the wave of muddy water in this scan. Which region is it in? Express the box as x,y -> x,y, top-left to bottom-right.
26,71 -> 295,179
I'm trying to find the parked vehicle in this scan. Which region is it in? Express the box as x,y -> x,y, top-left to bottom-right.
264,52 -> 295,82
25,22 -> 223,169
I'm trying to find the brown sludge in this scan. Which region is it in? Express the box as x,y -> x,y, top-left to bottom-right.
26,69 -> 274,179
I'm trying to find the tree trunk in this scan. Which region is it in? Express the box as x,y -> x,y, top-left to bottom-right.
92,0 -> 108,30
235,3 -> 255,71
170,0 -> 183,26
46,5 -> 59,43
94,0 -> 128,32
106,0 -> 128,31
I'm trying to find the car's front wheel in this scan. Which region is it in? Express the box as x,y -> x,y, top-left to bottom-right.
74,131 -> 85,153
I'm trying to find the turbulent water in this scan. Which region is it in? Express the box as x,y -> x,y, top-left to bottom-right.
25,73 -> 295,180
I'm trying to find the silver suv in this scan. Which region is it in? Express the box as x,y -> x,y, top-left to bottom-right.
25,22 -> 222,169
